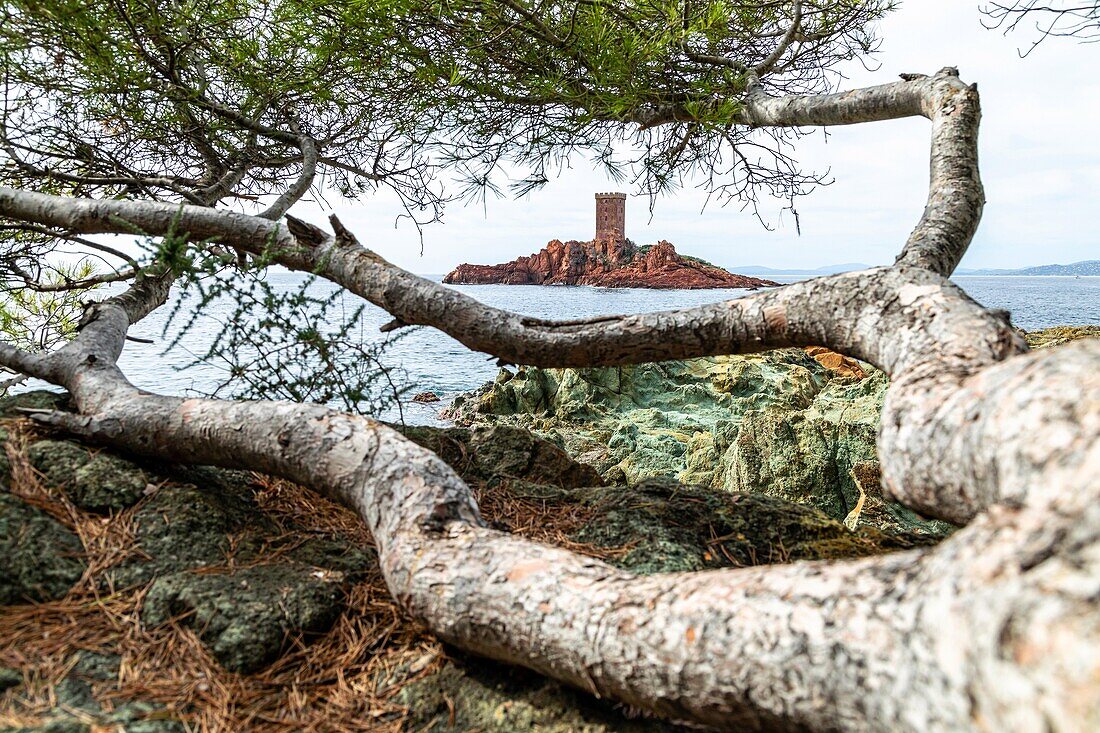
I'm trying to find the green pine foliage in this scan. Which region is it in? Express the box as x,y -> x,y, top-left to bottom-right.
1,1 -> 895,410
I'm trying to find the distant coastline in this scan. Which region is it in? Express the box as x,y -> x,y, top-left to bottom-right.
954,259 -> 1100,276
729,259 -> 1100,279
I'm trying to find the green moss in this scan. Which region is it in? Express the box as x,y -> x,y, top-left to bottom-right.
563,479 -> 929,575
0,494 -> 85,604
27,441 -> 146,514
107,484 -> 261,589
396,655 -> 687,732
142,564 -> 349,674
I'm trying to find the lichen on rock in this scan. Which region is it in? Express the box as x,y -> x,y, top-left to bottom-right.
141,563 -> 355,674
0,651 -> 185,733
0,390 -> 71,419
27,440 -> 147,514
105,482 -> 262,589
0,493 -> 85,605
397,654 -> 689,732
444,348 -> 951,536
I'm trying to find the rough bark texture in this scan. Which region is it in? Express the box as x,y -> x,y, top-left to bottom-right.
1,67 -> 1097,732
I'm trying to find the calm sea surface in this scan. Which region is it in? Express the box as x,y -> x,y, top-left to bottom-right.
102,274 -> 1100,424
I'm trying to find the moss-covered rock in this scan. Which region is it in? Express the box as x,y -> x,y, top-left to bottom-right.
0,391 -> 70,419
397,655 -> 687,733
0,652 -> 184,733
0,667 -> 21,693
141,564 -> 352,674
282,537 -> 376,582
400,424 -> 602,488
106,483 -> 261,589
1,399 -> 948,729
549,478 -> 928,574
0,493 -> 85,604
1024,325 -> 1100,349
27,440 -> 146,514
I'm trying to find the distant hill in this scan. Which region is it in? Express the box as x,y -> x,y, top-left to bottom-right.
955,260 -> 1100,276
732,263 -> 872,278
734,260 -> 1100,278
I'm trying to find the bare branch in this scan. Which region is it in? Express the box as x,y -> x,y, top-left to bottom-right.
982,1 -> 1100,54
258,136 -> 319,220
0,269 -> 1094,731
753,1 -> 804,76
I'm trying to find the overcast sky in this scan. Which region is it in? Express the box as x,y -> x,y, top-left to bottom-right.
295,0 -> 1099,274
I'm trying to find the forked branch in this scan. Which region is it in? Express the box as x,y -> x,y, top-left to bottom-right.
0,67 -> 1097,730
0,271 -> 1096,731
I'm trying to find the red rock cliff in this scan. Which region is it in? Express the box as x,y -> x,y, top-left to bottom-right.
443,238 -> 778,290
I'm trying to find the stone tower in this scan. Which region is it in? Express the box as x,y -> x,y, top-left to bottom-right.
595,192 -> 626,241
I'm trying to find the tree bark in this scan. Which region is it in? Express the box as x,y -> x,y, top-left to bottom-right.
1,68 -> 1097,732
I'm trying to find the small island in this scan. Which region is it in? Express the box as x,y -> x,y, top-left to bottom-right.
443,193 -> 779,290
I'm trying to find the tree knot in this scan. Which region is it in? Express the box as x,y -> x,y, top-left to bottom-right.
285,215 -> 327,248
418,500 -> 466,535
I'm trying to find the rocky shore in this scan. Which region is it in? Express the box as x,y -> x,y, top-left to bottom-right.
445,347 -> 953,538
0,393 -> 909,732
443,237 -> 778,290
2,326 -> 1095,731
445,326 -> 1100,537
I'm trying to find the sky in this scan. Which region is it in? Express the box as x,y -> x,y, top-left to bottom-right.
184,2 -> 1100,273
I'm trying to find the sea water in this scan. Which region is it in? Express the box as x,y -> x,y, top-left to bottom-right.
106,274 -> 1099,424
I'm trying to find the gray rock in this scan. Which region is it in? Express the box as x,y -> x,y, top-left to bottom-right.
0,390 -> 70,419
0,666 -> 21,692
107,484 -> 260,589
0,493 -> 85,604
27,441 -> 146,514
142,564 -> 350,674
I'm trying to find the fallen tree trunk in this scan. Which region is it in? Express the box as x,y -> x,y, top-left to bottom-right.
7,280 -> 1099,732
1,68 -> 1098,731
